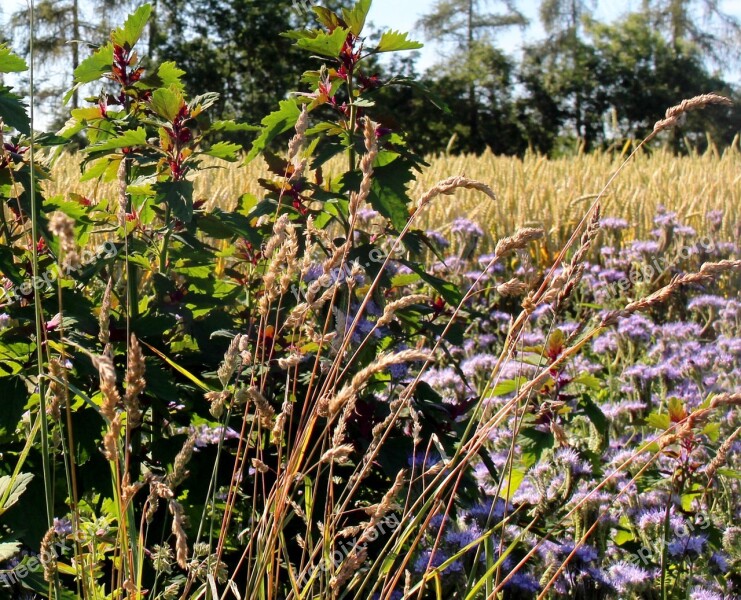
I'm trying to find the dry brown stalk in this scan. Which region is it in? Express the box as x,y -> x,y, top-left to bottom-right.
348,118 -> 379,217
328,350 -> 432,418
49,212 -> 81,273
117,157 -> 128,229
166,432 -> 197,490
601,260 -> 741,327
653,93 -> 733,134
416,175 -> 496,209
376,294 -> 429,327
704,425 -> 741,485
169,500 -> 189,569
124,334 -> 145,427
247,386 -> 276,429
40,526 -> 57,582
47,358 -> 67,421
99,277 -> 113,347
494,227 -> 544,257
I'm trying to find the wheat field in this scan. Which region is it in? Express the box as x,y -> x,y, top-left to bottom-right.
44,145 -> 741,249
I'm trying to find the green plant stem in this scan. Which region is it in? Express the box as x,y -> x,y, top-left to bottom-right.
159,203 -> 172,273
347,67 -> 357,173
27,2 -> 59,598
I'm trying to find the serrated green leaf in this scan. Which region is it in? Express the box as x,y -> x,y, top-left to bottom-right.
375,30 -> 423,53
701,422 -> 720,442
156,61 -> 185,89
487,377 -> 528,397
155,179 -> 194,223
342,0 -> 371,35
295,27 -> 349,58
646,412 -> 670,430
80,156 -> 117,182
74,43 -> 113,84
0,472 -> 33,514
312,7 -> 346,30
245,98 -> 301,163
111,4 -> 153,49
573,373 -> 602,391
0,88 -> 29,134
210,120 -> 261,133
150,87 -> 184,121
204,141 -> 242,161
84,127 -> 148,153
368,161 -> 413,231
390,273 -> 421,287
0,45 -> 27,73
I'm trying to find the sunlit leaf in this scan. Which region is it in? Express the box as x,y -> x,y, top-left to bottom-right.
0,45 -> 27,73
73,43 -> 113,84
342,0 -> 372,35
0,472 -> 33,514
111,4 -> 153,49
204,141 -> 242,161
375,30 -> 423,53
294,27 -> 349,58
150,87 -> 184,121
84,127 -> 148,152
245,98 -> 301,163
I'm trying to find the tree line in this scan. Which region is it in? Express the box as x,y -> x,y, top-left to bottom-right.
4,0 -> 741,155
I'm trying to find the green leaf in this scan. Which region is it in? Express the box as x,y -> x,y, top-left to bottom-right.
294,27 -> 349,58
245,98 -> 301,163
342,0 -> 372,35
73,43 -> 114,84
312,7 -> 346,30
139,61 -> 186,90
578,394 -> 609,452
210,120 -> 261,133
375,30 -> 423,53
0,88 -> 29,135
487,377 -> 528,397
157,61 -> 186,89
150,87 -> 184,121
84,127 -> 148,153
572,373 -> 602,391
0,45 -> 27,73
398,259 -> 462,306
204,141 -> 242,161
646,411 -> 670,430
369,160 -> 414,231
701,422 -> 720,442
111,4 -> 153,49
156,180 -> 194,223
0,472 -> 33,514
498,468 -> 525,501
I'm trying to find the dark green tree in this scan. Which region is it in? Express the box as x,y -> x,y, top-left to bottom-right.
518,33 -> 608,152
9,0 -> 139,124
417,0 -> 527,152
640,0 -> 741,59
590,13 -> 739,149
151,0 -> 356,130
